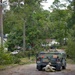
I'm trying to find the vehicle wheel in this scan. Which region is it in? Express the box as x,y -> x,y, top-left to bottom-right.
62,60 -> 66,69
37,65 -> 42,71
62,66 -> 66,69
56,63 -> 62,71
56,66 -> 62,71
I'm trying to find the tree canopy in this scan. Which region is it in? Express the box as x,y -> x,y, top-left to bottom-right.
3,0 -> 75,59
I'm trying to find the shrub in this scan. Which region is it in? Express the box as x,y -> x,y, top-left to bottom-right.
0,48 -> 13,65
0,47 -> 20,65
66,38 -> 75,60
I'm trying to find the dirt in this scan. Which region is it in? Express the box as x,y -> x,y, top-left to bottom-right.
0,64 -> 75,75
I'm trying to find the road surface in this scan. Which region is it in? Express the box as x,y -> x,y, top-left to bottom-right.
0,64 -> 75,75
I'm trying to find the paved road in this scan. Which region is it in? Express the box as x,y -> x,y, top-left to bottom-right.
0,64 -> 75,75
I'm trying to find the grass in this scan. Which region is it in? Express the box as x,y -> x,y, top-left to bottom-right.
0,64 -> 18,70
19,56 -> 36,65
67,58 -> 75,64
0,65 -> 6,70
0,56 -> 36,70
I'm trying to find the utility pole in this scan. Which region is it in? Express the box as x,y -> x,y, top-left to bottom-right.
23,19 -> 26,51
23,0 -> 25,51
17,0 -> 25,51
0,0 -> 3,47
17,0 -> 26,51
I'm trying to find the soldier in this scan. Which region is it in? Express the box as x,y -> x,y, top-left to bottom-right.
43,63 -> 55,72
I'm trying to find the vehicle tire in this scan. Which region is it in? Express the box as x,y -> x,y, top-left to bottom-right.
56,65 -> 62,71
56,63 -> 62,71
62,65 -> 66,69
37,65 -> 42,71
62,59 -> 66,69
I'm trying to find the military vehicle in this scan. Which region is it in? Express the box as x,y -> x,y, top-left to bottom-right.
36,49 -> 66,71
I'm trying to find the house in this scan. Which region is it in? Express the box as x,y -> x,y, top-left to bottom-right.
42,39 -> 59,47
2,0 -> 10,11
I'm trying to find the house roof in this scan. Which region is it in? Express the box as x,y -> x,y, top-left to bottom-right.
45,39 -> 56,43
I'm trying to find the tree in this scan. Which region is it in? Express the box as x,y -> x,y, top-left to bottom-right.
4,0 -> 49,51
65,0 -> 75,59
48,0 -> 69,45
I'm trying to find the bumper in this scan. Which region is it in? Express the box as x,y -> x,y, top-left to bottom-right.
37,62 -> 48,67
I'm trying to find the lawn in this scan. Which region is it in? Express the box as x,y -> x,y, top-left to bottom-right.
0,56 -> 36,70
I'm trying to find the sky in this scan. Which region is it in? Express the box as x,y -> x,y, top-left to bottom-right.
41,0 -> 54,10
41,0 -> 68,10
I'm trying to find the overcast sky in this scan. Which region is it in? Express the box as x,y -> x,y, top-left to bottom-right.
41,0 -> 54,10
41,0 -> 68,11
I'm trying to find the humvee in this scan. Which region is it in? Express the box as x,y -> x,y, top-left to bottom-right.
36,49 -> 66,71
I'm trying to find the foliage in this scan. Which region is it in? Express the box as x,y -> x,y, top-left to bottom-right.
66,38 -> 75,60
3,0 -> 75,60
4,0 -> 51,52
0,48 -> 13,65
0,47 -> 21,65
49,1 -> 69,45
65,0 -> 75,59
7,29 -> 23,51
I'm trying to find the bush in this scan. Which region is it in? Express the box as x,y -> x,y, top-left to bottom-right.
66,38 -> 75,60
0,47 -> 20,65
0,48 -> 13,65
12,56 -> 20,64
